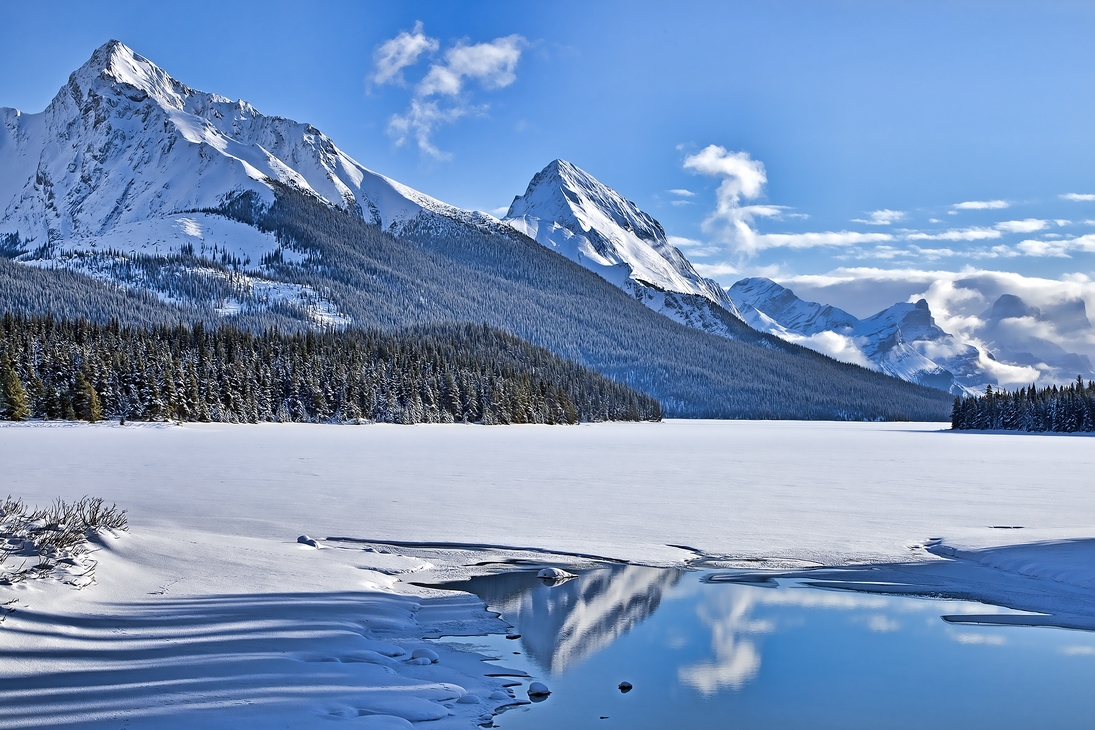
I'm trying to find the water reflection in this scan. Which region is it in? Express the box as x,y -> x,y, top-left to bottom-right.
678,587 -> 769,693
434,565 -> 681,673
436,568 -> 1095,728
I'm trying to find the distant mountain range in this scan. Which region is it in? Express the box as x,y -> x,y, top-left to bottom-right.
0,41 -> 959,419
729,279 -> 1093,396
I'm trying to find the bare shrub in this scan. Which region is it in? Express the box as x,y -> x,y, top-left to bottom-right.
0,495 -> 127,585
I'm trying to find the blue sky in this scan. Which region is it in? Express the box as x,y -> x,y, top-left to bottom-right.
3,0 -> 1095,317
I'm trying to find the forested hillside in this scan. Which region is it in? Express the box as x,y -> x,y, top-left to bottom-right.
0,186 -> 956,420
231,187 -> 955,420
0,314 -> 660,425
951,379 -> 1095,432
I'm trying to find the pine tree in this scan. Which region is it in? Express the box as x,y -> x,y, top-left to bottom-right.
72,370 -> 103,422
0,354 -> 30,421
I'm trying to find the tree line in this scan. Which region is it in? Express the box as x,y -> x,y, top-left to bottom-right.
951,378 -> 1095,432
0,313 -> 662,425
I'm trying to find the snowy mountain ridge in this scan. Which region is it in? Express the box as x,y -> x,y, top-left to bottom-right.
0,41 -> 521,324
729,278 -> 988,395
0,40 -> 496,255
504,160 -> 746,336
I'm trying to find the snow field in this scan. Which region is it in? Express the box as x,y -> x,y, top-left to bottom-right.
3,420 -> 1094,564
0,527 -> 531,729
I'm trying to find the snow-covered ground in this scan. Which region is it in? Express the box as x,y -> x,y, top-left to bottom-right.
2,420 -> 1095,727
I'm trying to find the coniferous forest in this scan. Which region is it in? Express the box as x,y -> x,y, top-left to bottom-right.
951,378 -> 1095,432
0,314 -> 661,425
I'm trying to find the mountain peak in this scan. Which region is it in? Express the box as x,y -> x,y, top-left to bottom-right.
539,159 -> 595,189
984,293 -> 1038,322
66,39 -> 205,112
503,160 -> 743,325
507,159 -> 665,243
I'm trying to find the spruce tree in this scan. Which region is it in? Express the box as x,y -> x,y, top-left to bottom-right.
72,370 -> 103,422
0,355 -> 30,421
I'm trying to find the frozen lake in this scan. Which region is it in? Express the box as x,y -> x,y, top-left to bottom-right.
435,566 -> 1095,729
4,419 -> 1095,565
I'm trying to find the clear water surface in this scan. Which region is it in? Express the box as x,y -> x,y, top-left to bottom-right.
432,566 -> 1095,729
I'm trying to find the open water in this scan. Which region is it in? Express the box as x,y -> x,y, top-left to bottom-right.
433,565 -> 1095,729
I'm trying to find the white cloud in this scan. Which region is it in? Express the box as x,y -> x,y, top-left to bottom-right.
754,231 -> 894,250
417,36 -> 524,97
781,330 -> 877,369
1062,193 -> 1095,202
853,209 -> 906,225
865,615 -> 901,633
383,30 -> 526,158
684,145 -> 767,201
670,200 -> 693,206
387,99 -> 471,160
668,189 -> 696,197
954,200 -> 1010,210
1062,645 -> 1095,656
683,146 -> 886,256
667,235 -> 705,248
680,147 -> 768,255
692,262 -> 740,278
906,226 -> 1001,241
1013,234 -> 1095,258
372,21 -> 438,86
995,219 -> 1048,234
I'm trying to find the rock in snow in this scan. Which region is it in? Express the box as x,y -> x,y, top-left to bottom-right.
527,681 -> 551,697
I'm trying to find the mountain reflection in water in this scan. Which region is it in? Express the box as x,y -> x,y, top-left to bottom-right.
434,566 -> 681,673
430,569 -> 1095,729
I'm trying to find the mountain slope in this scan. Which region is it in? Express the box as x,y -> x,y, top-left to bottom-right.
504,160 -> 746,337
0,41 -> 955,420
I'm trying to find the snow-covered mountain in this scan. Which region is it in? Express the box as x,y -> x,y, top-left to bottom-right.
0,40 -> 506,323
730,277 -> 857,337
0,40 -> 493,243
504,160 -> 745,337
730,278 -> 988,395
